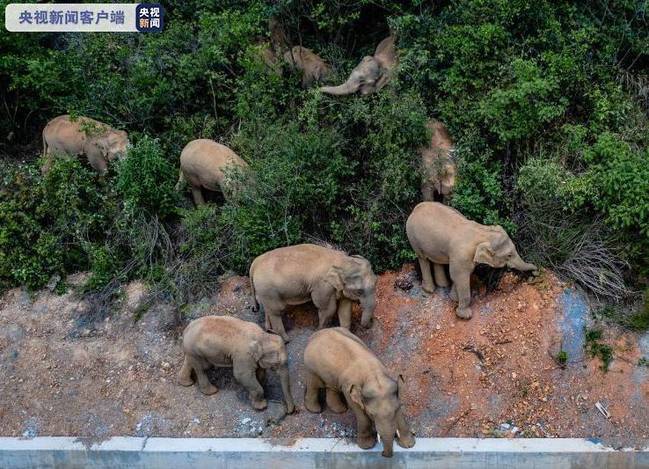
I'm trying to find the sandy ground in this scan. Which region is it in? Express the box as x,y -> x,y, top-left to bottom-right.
0,266 -> 648,448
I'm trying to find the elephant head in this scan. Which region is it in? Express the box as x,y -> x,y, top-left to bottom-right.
320,35 -> 396,96
93,129 -> 129,162
348,374 -> 414,457
251,333 -> 295,413
326,255 -> 377,327
473,226 -> 538,272
319,56 -> 382,96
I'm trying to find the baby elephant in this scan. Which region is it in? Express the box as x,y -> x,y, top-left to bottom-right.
420,119 -> 456,203
283,46 -> 332,87
42,114 -> 129,174
250,244 -> 377,342
406,202 -> 538,319
178,315 -> 295,414
304,328 -> 416,458
177,139 -> 249,206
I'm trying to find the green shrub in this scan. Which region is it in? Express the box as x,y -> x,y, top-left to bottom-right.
2,0 -> 649,304
584,327 -> 614,372
116,136 -> 178,219
0,158 -> 117,290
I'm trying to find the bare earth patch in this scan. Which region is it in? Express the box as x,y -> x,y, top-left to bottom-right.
0,266 -> 647,448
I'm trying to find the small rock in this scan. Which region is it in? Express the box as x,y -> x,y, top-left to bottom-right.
394,270 -> 416,291
46,274 -> 61,292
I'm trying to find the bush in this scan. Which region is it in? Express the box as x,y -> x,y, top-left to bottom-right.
116,136 -> 178,219
0,158 -> 117,290
2,0 -> 649,307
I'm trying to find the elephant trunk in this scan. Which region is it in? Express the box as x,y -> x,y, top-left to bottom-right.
319,78 -> 360,96
277,365 -> 295,414
507,254 -> 537,273
376,422 -> 396,457
360,294 -> 376,328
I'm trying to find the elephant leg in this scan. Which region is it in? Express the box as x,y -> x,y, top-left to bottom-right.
41,153 -> 54,174
264,310 -> 270,331
396,409 -> 416,448
450,283 -> 458,301
417,256 -> 435,293
177,355 -> 195,386
234,360 -> 267,410
256,367 -> 267,385
350,404 -> 377,450
194,358 -> 218,395
449,262 -> 473,319
421,181 -> 434,202
89,155 -> 108,175
337,298 -> 353,329
433,263 -> 450,288
312,292 -> 337,329
304,370 -> 324,413
191,186 -> 206,206
266,308 -> 289,343
326,388 -> 348,413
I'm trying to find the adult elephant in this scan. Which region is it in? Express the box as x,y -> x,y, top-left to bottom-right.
406,202 -> 538,319
304,328 -> 416,457
320,35 -> 396,96
42,115 -> 129,174
176,139 -> 249,206
249,244 -> 377,342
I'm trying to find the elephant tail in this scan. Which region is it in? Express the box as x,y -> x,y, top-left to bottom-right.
249,260 -> 261,313
250,277 -> 260,312
175,169 -> 185,191
42,132 -> 48,157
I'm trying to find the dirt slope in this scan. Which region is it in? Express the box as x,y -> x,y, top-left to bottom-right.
0,266 -> 647,448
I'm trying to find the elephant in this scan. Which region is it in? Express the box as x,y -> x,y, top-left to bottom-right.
178,315 -> 295,414
176,139 -> 249,206
304,328 -> 416,457
258,43 -> 283,75
406,202 -> 538,319
42,114 -> 129,175
319,35 -> 397,96
249,243 -> 377,342
256,18 -> 289,76
420,119 -> 456,203
283,46 -> 332,87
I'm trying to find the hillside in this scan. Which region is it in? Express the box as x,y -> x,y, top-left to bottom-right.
1,267 -> 647,447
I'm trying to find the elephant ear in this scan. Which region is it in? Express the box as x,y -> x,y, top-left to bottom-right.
324,265 -> 345,293
347,384 -> 365,410
249,340 -> 264,362
473,241 -> 496,267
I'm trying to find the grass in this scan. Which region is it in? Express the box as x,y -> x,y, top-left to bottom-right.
555,350 -> 568,368
593,301 -> 649,332
584,327 -> 614,372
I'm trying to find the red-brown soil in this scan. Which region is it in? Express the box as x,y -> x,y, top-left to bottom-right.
0,266 -> 647,448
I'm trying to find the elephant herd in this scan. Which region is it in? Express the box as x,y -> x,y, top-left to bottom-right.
179,203 -> 537,457
37,28 -> 539,458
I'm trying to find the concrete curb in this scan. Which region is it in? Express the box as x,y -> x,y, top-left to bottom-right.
1,437 -> 648,468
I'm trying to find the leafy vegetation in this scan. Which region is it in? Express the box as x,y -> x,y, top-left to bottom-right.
1,0 -> 648,319
585,327 -> 614,372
